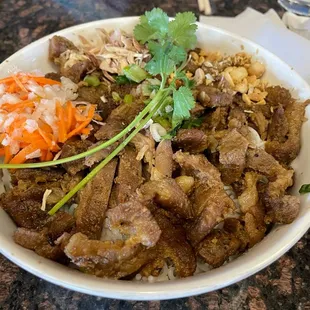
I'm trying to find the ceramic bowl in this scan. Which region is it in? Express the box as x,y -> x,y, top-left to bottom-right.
0,17 -> 309,300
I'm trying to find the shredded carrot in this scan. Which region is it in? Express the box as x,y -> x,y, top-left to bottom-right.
12,75 -> 28,93
17,131 -> 42,144
56,101 -> 67,143
38,128 -> 53,148
46,150 -> 53,161
10,144 -> 39,164
1,100 -> 35,112
0,77 -> 14,84
38,120 -> 53,133
40,150 -> 47,161
6,83 -> 16,93
0,73 -> 99,163
4,146 -> 12,164
29,76 -> 61,85
75,112 -> 87,122
50,143 -> 61,152
67,105 -> 95,139
81,128 -> 91,135
66,101 -> 74,132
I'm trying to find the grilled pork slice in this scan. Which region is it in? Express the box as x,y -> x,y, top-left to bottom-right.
265,100 -> 309,164
246,148 -> 299,224
95,101 -> 144,141
141,207 -> 196,278
139,178 -> 193,219
174,129 -> 209,154
218,129 -> 249,184
174,151 -> 235,245
65,199 -> 161,278
14,228 -> 66,262
114,146 -> 143,204
75,159 -> 117,239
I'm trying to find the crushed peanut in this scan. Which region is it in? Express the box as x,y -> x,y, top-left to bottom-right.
242,93 -> 252,106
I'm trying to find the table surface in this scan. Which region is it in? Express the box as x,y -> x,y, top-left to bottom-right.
1,0 -> 309,309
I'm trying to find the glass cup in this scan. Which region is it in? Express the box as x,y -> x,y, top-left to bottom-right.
278,0 -> 310,16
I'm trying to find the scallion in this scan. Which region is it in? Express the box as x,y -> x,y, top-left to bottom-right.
124,94 -> 133,104
123,64 -> 147,83
83,75 -> 100,87
299,184 -> 310,194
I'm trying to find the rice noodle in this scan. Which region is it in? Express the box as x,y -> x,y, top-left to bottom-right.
41,189 -> 52,211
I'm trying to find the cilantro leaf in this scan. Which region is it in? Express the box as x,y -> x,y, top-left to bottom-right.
145,45 -> 175,76
134,9 -> 169,43
182,117 -> 204,129
168,45 -> 187,63
168,12 -> 197,49
145,8 -> 169,34
162,123 -> 182,140
134,16 -> 158,44
172,86 -> 195,128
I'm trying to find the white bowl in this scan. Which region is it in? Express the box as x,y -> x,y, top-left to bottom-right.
0,17 -> 310,301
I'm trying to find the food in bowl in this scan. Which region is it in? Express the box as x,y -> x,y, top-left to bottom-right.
0,8 -> 309,282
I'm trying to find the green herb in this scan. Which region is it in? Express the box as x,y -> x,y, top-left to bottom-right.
299,184 -> 310,194
115,75 -> 131,85
112,91 -> 121,102
162,123 -> 182,140
152,116 -> 171,129
182,117 -> 204,129
83,75 -> 100,87
123,64 -> 148,83
134,8 -> 197,129
124,94 -> 133,104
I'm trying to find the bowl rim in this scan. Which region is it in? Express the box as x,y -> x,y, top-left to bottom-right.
1,16 -> 310,301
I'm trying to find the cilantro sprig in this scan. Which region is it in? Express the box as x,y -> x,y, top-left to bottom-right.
134,8 -> 197,129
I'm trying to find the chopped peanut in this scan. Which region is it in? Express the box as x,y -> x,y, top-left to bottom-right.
248,61 -> 266,78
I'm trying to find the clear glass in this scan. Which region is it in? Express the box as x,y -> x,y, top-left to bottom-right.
278,0 -> 310,16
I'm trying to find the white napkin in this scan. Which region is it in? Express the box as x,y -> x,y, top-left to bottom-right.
283,12 -> 310,39
200,8 -> 310,83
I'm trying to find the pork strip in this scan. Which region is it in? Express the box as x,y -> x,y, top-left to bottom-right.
196,85 -> 233,108
75,159 -> 117,239
0,187 -> 48,230
139,179 -> 193,219
66,201 -> 161,278
65,233 -> 155,279
219,129 -> 249,184
198,230 -> 241,268
60,139 -> 93,175
246,148 -> 299,224
174,151 -> 235,245
265,100 -> 309,164
145,208 -> 196,278
114,146 -> 143,204
173,151 -> 222,187
95,102 -> 144,140
175,129 -> 209,154
238,172 -> 266,247
152,140 -> 173,180
14,228 -> 65,262
267,105 -> 289,143
188,185 -> 235,245
49,35 -> 78,62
